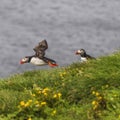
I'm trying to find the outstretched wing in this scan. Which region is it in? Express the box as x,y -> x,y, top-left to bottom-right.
33,40 -> 48,58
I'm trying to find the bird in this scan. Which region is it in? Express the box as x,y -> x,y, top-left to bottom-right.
20,40 -> 58,67
75,49 -> 95,62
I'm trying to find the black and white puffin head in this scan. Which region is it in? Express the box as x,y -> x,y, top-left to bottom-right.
75,49 -> 87,57
20,57 -> 30,64
75,49 -> 95,61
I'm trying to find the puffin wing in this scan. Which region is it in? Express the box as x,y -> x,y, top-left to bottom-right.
33,40 -> 48,58
86,54 -> 95,59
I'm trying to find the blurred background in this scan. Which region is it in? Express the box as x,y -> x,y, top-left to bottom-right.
0,0 -> 120,78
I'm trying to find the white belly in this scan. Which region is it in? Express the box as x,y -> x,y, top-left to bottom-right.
30,57 -> 47,66
80,57 -> 87,62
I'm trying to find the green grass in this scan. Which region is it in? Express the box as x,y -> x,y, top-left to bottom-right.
0,52 -> 120,120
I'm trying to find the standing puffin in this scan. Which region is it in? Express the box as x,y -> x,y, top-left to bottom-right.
75,49 -> 95,62
20,40 -> 58,67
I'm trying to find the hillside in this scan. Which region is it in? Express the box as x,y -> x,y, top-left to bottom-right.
0,52 -> 120,120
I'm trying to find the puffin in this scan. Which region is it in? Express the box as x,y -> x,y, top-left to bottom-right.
75,49 -> 95,62
20,40 -> 58,67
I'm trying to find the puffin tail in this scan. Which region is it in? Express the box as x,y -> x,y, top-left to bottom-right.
43,57 -> 58,67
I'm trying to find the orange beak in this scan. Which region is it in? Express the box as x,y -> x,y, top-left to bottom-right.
20,60 -> 24,64
75,51 -> 79,55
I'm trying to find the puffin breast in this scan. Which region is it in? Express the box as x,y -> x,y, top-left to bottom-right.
81,57 -> 87,62
30,57 -> 47,66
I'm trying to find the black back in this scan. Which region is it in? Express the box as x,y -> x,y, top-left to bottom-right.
79,49 -> 95,59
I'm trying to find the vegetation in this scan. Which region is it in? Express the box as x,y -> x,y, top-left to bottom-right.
0,52 -> 120,120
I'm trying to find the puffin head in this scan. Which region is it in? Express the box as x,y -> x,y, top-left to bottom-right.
75,49 -> 86,57
20,57 -> 29,64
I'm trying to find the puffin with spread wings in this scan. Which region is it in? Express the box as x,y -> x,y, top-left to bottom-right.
20,40 -> 58,67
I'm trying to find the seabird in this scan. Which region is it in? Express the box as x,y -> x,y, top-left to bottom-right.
75,49 -> 95,62
20,40 -> 58,67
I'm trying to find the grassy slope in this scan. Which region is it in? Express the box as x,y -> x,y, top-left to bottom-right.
0,52 -> 120,120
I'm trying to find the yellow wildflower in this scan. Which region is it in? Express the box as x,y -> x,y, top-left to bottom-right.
38,90 -> 42,94
53,94 -> 57,98
43,88 -> 50,92
97,96 -> 102,100
95,92 -> 100,96
92,91 -> 96,95
28,100 -> 32,103
51,110 -> 56,116
43,92 -> 48,96
114,94 -> 117,97
35,101 -> 39,104
63,72 -> 66,75
60,73 -> 63,77
25,102 -> 30,107
41,101 -> 47,106
93,105 -> 98,110
35,101 -> 40,107
44,88 -> 50,91
32,94 -> 36,97
42,88 -> 49,95
28,117 -> 32,120
92,101 -> 98,105
20,101 -> 25,106
58,93 -> 62,98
